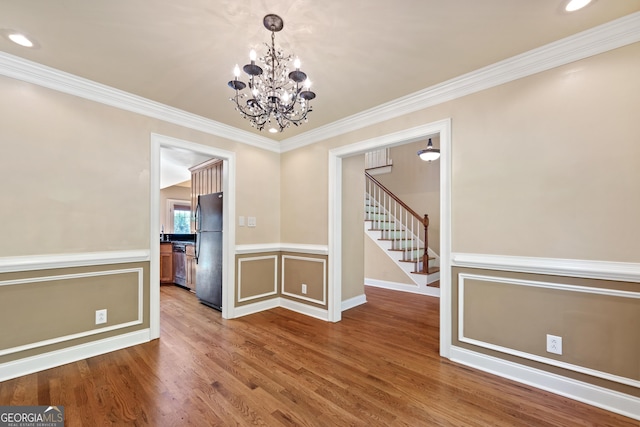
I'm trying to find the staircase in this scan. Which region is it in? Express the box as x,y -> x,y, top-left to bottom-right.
365,172 -> 440,294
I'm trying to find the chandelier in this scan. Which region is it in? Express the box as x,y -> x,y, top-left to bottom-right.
227,14 -> 316,133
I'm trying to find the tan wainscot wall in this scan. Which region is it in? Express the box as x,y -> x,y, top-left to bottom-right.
235,252 -> 280,305
452,267 -> 640,398
0,262 -> 150,364
235,252 -> 328,309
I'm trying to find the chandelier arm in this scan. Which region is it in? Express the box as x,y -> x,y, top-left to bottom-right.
230,94 -> 273,120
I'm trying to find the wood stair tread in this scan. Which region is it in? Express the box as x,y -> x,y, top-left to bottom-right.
411,266 -> 440,275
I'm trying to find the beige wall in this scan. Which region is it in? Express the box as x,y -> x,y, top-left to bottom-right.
282,43 -> 640,262
160,185 -> 191,233
0,76 -> 281,256
341,155 -> 365,300
280,143 -> 328,244
235,144 -> 281,245
449,43 -> 640,260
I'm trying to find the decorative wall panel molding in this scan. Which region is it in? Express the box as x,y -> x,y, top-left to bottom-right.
0,267 -> 144,357
281,255 -> 327,305
237,255 -> 278,302
458,272 -> 640,388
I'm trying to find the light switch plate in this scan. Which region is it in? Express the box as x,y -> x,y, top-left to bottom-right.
248,217 -> 256,227
238,216 -> 245,227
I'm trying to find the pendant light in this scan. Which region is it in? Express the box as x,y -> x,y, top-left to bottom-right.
417,138 -> 440,162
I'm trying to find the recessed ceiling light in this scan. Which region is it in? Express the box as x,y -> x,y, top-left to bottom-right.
565,0 -> 592,12
8,32 -> 34,47
268,128 -> 278,133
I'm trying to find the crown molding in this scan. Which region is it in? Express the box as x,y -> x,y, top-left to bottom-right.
0,12 -> 638,155
0,51 -> 279,153
279,11 -> 640,153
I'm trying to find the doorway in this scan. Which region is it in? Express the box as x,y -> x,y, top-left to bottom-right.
327,118 -> 452,357
150,133 -> 236,339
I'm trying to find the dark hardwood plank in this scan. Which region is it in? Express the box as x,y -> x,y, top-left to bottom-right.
0,285 -> 637,426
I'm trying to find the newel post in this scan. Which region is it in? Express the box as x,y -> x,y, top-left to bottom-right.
422,214 -> 429,273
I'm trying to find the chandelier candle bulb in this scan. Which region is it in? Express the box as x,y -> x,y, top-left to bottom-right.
227,13 -> 316,132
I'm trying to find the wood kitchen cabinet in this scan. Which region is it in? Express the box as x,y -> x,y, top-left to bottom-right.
160,242 -> 173,284
189,158 -> 223,232
186,244 -> 196,290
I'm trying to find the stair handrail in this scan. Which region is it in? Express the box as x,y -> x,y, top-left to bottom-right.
365,171 -> 430,273
365,172 -> 422,220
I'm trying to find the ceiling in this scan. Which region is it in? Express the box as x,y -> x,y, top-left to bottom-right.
160,147 -> 214,188
1,0 -> 639,145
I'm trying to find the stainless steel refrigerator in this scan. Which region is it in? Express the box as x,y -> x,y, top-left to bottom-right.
195,192 -> 223,310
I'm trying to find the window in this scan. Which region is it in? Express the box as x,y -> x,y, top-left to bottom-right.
173,205 -> 191,233
167,199 -> 191,234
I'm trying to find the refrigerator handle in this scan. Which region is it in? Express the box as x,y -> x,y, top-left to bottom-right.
195,234 -> 200,264
195,199 -> 201,232
194,199 -> 201,263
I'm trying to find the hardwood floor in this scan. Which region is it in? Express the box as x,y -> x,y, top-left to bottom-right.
1,285 -> 637,426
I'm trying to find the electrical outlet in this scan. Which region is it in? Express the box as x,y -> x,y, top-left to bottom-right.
546,334 -> 562,355
301,284 -> 307,294
96,309 -> 107,325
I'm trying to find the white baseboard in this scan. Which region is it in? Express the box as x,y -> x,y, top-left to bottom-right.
280,298 -> 330,321
232,297 -> 330,322
0,329 -> 151,382
342,294 -> 367,311
232,298 -> 281,318
450,346 -> 640,422
365,278 -> 440,297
